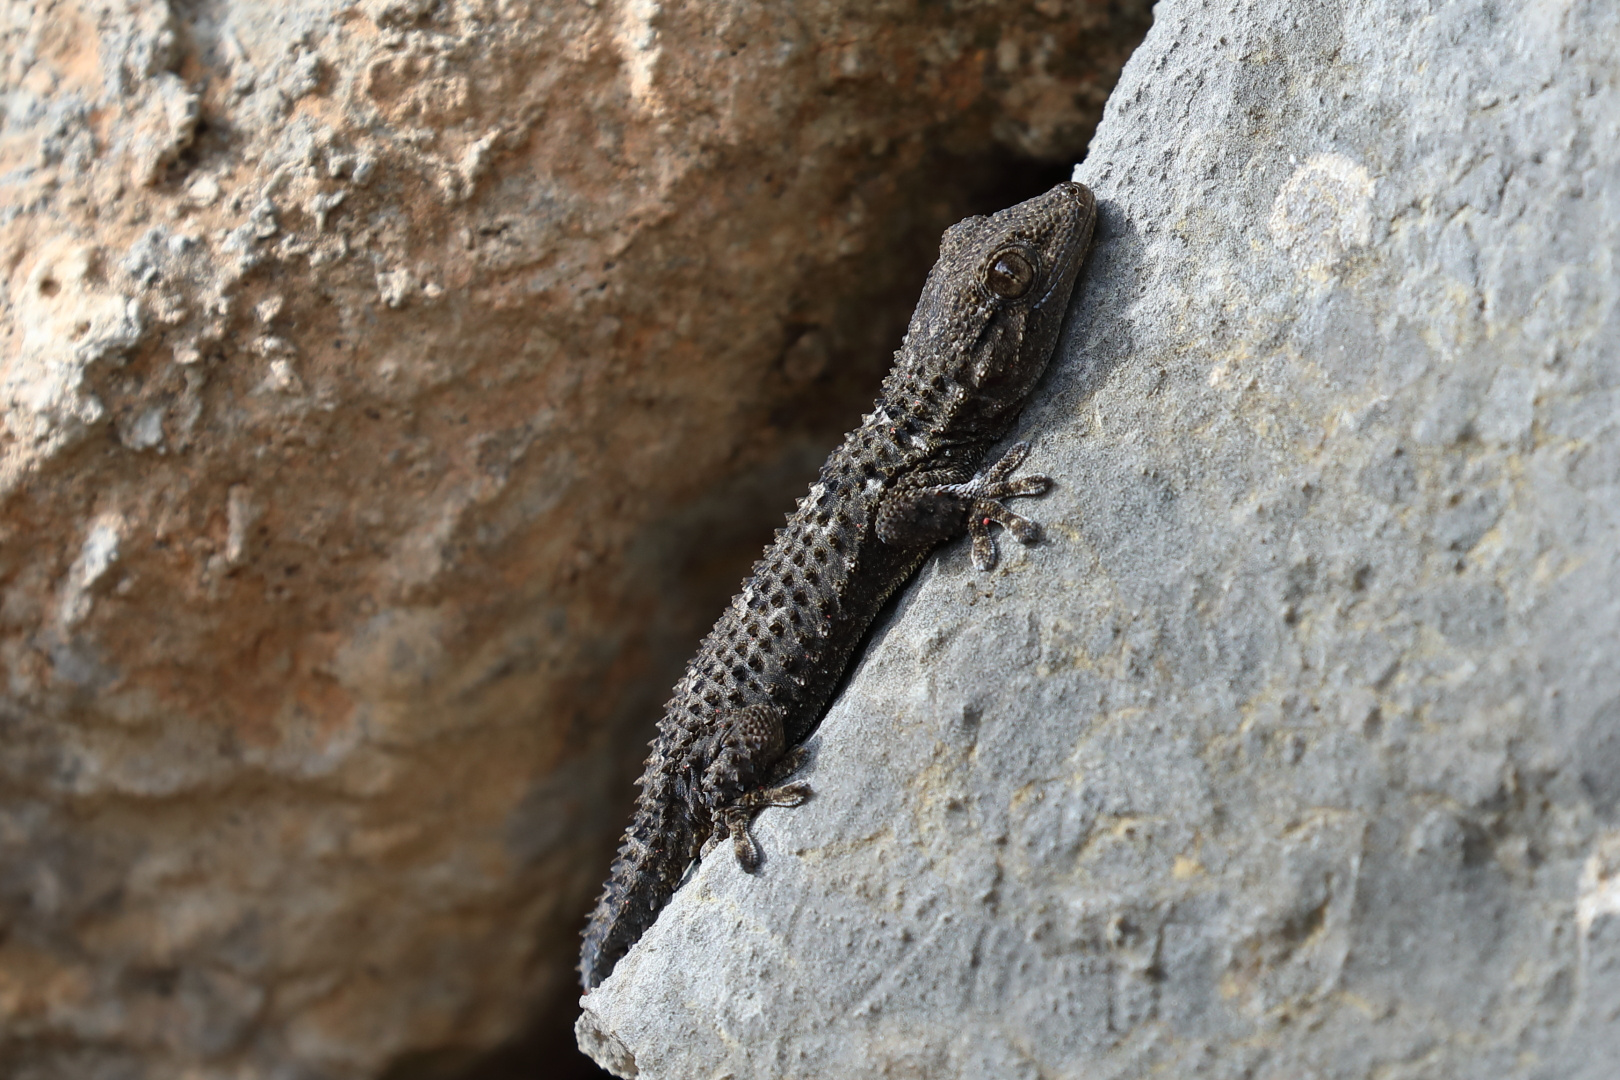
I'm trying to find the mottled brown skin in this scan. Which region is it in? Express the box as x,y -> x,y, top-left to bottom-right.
579,182 -> 1097,990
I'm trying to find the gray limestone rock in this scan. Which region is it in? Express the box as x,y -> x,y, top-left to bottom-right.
578,0 -> 1620,1075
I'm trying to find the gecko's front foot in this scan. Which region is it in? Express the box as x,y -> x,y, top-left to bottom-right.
956,441 -> 1051,570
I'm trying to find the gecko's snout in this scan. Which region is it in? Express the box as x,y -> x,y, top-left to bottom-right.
1032,180 -> 1097,247
1051,179 -> 1095,209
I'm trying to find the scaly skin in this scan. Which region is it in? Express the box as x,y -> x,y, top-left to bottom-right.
580,181 -> 1098,990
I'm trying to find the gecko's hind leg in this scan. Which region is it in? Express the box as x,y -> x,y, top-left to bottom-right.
702,707 -> 813,872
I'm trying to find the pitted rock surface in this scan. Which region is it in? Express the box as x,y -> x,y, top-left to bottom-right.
578,1 -> 1620,1077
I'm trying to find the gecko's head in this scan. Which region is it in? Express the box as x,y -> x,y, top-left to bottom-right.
904,181 -> 1097,428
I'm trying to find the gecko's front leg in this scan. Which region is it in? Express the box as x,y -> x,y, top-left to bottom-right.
875,441 -> 1052,570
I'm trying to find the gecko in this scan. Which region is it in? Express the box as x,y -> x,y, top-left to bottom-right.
580,180 -> 1097,990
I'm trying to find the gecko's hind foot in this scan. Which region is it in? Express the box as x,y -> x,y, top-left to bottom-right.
720,782 -> 813,873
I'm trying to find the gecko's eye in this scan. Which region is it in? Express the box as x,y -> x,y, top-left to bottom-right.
985,250 -> 1035,298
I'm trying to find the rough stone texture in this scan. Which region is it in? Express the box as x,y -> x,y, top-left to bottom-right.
578,0 -> 1620,1076
0,2 -> 1150,1078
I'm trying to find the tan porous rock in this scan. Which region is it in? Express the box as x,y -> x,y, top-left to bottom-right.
0,1 -> 1146,1076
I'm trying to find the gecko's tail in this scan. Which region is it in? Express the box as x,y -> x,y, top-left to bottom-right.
579,805 -> 696,990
